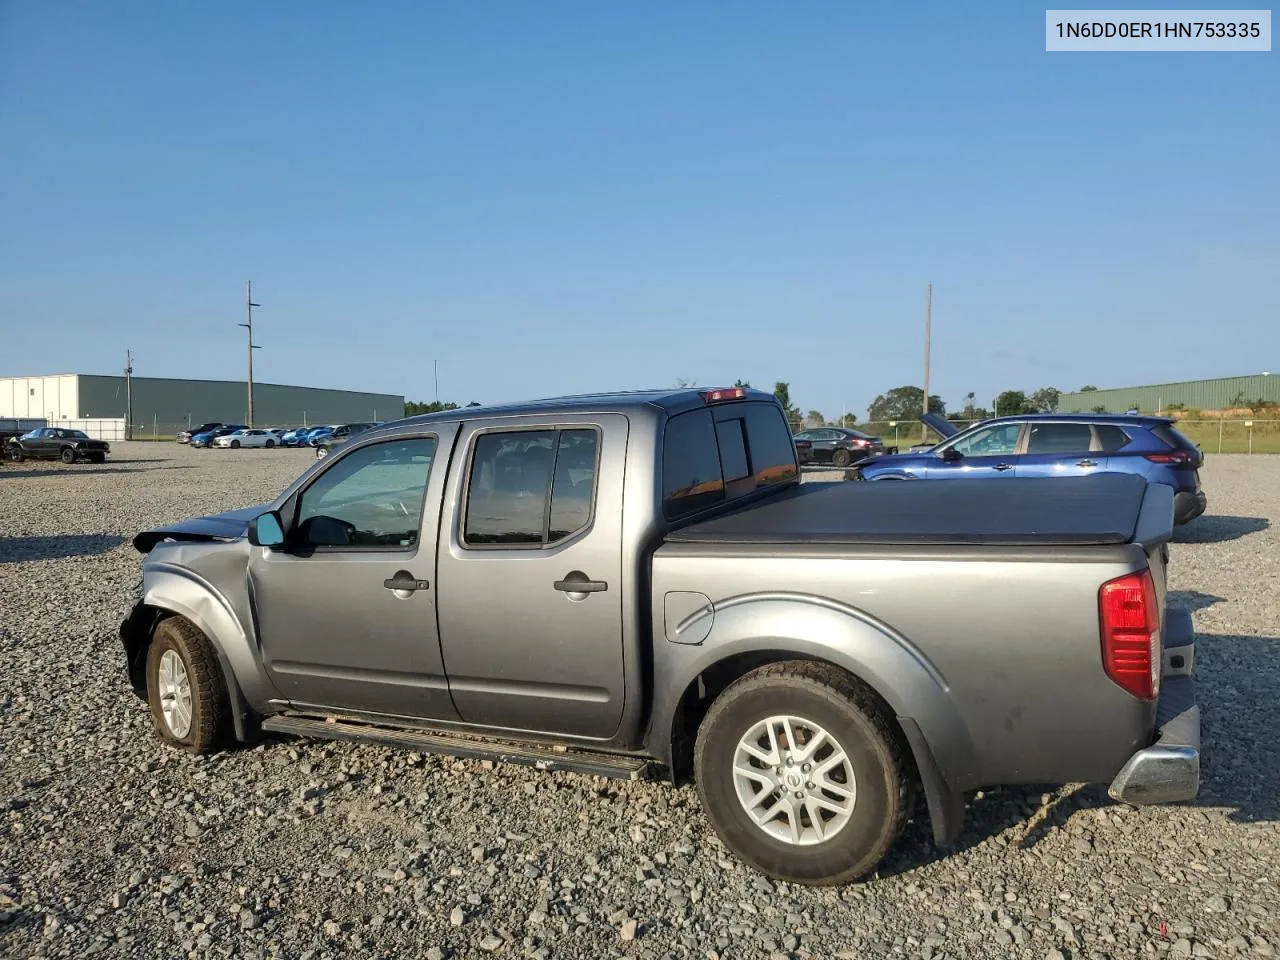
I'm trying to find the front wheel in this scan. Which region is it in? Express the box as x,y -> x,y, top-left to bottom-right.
230,439 -> 240,448
60,447 -> 76,464
9,447 -> 24,463
694,661 -> 912,885
145,617 -> 231,753
265,438 -> 275,448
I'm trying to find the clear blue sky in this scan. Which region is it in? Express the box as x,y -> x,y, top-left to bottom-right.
1,2 -> 1276,419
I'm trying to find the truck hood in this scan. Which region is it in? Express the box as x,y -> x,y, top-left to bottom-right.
132,505 -> 268,554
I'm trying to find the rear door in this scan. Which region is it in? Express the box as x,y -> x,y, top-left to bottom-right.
435,413 -> 627,739
1017,421 -> 1105,477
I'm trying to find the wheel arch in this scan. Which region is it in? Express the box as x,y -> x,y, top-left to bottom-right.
648,595 -> 977,845
121,566 -> 269,741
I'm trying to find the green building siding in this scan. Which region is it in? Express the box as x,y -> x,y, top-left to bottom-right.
76,375 -> 403,428
1059,374 -> 1280,414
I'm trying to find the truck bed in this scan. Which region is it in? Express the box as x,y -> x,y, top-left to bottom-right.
665,473 -> 1150,547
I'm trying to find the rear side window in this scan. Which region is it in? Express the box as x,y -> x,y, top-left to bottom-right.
662,403 -> 798,520
1094,425 -> 1132,451
662,411 -> 725,519
1151,424 -> 1198,452
1026,422 -> 1094,454
463,428 -> 599,546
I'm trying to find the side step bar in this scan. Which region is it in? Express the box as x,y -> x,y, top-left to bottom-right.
260,714 -> 654,781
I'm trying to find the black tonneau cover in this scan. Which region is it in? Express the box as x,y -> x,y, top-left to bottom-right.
667,473 -> 1149,546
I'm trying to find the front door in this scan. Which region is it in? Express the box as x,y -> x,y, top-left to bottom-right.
1017,421 -> 1106,478
435,414 -> 627,739
249,428 -> 459,721
926,421 -> 1024,478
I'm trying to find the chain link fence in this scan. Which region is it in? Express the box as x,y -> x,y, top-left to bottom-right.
797,418 -> 1280,455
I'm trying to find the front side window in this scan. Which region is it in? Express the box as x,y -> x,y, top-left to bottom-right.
295,437 -> 437,548
464,428 -> 599,546
1026,422 -> 1094,454
948,422 -> 1021,457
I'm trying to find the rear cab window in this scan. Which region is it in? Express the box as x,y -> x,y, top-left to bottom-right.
662,401 -> 798,521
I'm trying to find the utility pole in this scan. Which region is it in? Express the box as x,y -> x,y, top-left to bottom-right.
124,349 -> 133,441
434,359 -> 439,404
922,282 -> 932,441
240,281 -> 261,427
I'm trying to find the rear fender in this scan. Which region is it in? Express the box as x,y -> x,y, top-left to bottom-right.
649,593 -> 979,844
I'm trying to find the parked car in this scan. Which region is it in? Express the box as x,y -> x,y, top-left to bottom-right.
280,427 -> 315,446
857,412 -> 1207,524
8,427 -> 110,463
213,428 -> 280,449
190,425 -> 246,448
313,422 -> 377,459
792,427 -> 886,467
120,386 -> 1198,885
1,417 -> 47,448
177,422 -> 224,444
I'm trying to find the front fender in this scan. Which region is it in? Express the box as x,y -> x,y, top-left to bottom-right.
123,562 -> 278,740
647,593 -> 979,842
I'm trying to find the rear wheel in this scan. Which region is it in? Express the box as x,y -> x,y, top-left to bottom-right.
60,447 -> 76,464
145,617 -> 231,753
265,438 -> 275,448
832,449 -> 852,467
694,661 -> 912,885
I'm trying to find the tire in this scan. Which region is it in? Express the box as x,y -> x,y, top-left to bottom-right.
694,661 -> 912,885
60,447 -> 76,464
145,617 -> 231,754
832,449 -> 852,468
9,447 -> 24,463
230,439 -> 240,449
265,439 -> 275,448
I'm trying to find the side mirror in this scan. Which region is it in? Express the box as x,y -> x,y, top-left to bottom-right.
940,446 -> 963,462
248,511 -> 285,548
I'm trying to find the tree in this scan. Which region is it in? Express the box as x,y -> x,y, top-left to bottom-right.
1079,385 -> 1098,392
866,385 -> 945,422
805,409 -> 825,427
466,401 -> 482,407
839,413 -> 858,428
773,382 -> 802,432
405,400 -> 460,416
994,390 -> 1030,416
733,379 -> 751,389
1091,404 -> 1107,414
1029,387 -> 1061,413
964,391 -> 976,416
674,377 -> 698,388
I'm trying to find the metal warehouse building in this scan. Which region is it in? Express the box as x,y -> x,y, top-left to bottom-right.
1059,373 -> 1279,414
0,373 -> 404,438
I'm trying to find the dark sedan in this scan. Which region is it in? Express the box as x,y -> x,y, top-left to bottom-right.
8,427 -> 110,464
792,427 -> 885,467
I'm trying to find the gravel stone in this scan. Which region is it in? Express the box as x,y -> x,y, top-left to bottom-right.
0,446 -> 1277,959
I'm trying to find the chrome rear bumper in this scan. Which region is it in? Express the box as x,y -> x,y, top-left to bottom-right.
1108,607 -> 1200,805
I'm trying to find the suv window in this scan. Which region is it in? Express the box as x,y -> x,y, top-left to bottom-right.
464,428 -> 599,546
296,437 -> 437,548
1026,422 -> 1094,454
1094,424 -> 1132,451
948,422 -> 1021,456
1151,423 -> 1199,453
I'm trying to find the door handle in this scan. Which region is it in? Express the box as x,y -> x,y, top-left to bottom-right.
1077,459 -> 1098,467
994,463 -> 1014,472
383,572 -> 429,592
554,575 -> 608,593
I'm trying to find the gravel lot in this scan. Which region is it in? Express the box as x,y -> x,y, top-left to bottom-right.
2,444 -> 1278,960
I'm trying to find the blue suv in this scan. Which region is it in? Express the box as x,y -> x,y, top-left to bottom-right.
857,412 -> 1207,524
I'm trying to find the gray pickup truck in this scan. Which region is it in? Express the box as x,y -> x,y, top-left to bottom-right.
120,387 -> 1200,884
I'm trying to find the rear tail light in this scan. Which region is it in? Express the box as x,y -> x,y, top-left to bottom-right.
852,439 -> 868,447
1144,450 -> 1196,466
1099,570 -> 1160,700
794,440 -> 812,449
